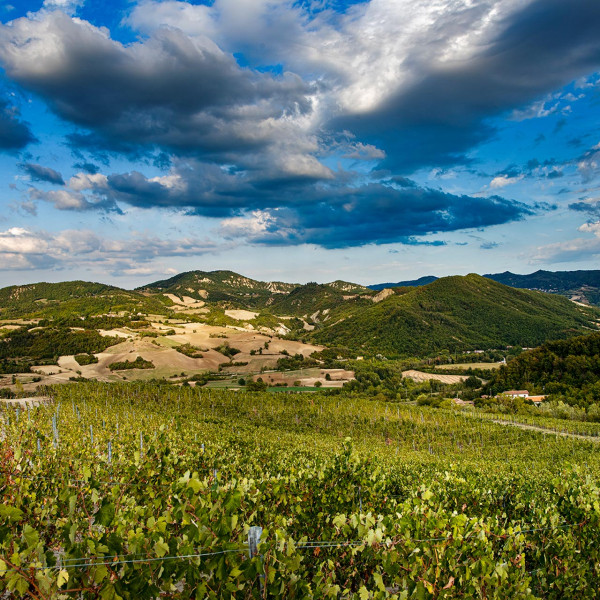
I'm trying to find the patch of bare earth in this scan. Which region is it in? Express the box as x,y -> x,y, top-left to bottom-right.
402,369 -> 466,384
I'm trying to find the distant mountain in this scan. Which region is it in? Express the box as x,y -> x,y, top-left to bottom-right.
369,276 -> 438,290
311,274 -> 599,357
369,269 -> 600,306
484,269 -> 600,305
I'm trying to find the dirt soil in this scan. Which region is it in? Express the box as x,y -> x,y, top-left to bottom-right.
4,320 -> 332,390
402,369 -> 466,384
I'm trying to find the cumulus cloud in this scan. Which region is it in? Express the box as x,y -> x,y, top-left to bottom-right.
27,187 -> 119,212
219,185 -> 534,249
577,142 -> 600,182
0,11 -> 320,178
490,175 -> 523,189
568,197 -> 600,217
20,162 -> 64,185
1,1 -> 599,249
530,220 -> 600,263
41,0 -> 85,15
0,226 -> 221,273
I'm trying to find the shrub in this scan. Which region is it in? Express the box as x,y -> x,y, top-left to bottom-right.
108,356 -> 155,371
74,353 -> 98,366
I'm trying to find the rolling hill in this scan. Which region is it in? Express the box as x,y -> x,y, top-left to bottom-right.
139,270 -> 371,308
310,274 -> 600,356
1,272 -> 598,360
138,270 -> 297,308
369,269 -> 600,306
0,281 -> 170,320
484,331 -> 600,405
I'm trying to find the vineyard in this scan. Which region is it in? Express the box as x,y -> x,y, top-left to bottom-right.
2,383 -> 600,598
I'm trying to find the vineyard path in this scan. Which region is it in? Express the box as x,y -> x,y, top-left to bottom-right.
489,418 -> 600,441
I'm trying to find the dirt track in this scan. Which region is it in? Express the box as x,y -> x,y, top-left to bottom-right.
489,418 -> 600,441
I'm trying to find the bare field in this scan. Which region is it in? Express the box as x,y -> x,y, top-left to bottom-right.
252,368 -> 355,388
402,369 -> 466,384
5,319 -> 332,390
435,362 -> 503,371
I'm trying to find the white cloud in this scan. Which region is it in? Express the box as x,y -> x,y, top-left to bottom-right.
220,210 -> 276,238
127,0 -> 527,117
68,172 -> 108,191
529,220 -> 600,263
41,0 -> 85,16
490,174 -> 523,189
0,227 -> 223,273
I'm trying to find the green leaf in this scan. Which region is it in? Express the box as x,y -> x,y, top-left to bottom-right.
22,524 -> 39,548
373,572 -> 385,592
0,504 -> 23,522
94,564 -> 109,584
154,539 -> 169,558
57,569 -> 69,588
96,502 -> 115,527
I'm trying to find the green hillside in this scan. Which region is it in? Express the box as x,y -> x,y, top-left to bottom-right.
310,274 -> 599,356
269,282 -> 371,317
139,270 -> 297,308
485,331 -> 600,406
485,269 -> 600,305
0,281 -> 169,319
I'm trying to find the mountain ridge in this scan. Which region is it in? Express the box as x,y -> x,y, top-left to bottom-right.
1,271 -> 598,358
369,269 -> 600,306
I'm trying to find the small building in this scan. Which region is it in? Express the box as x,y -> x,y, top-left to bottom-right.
527,395 -> 546,405
502,390 -> 529,398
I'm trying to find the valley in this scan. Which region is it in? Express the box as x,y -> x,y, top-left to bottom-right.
3,268 -> 600,599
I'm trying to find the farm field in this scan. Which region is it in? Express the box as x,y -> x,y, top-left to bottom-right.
401,369 -> 466,384
3,319 -> 332,393
435,362 -> 503,371
2,382 -> 600,598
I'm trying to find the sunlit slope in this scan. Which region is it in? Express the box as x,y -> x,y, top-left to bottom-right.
139,269 -> 297,307
310,274 -> 599,356
0,281 -> 169,319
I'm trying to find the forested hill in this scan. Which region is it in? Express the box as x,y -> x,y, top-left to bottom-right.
0,281 -> 169,319
485,332 -> 600,406
369,269 -> 600,306
310,274 -> 599,357
485,269 -> 600,305
138,270 -> 297,306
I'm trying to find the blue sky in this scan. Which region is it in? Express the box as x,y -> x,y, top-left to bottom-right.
0,0 -> 600,287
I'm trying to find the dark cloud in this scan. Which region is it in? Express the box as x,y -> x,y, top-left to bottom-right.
0,12 -> 315,169
331,0 -> 600,171
0,97 -> 35,151
220,184 -> 535,249
73,162 -> 100,174
20,162 -> 64,185
568,198 -> 600,217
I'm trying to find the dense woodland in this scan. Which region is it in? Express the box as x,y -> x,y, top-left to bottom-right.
485,332 -> 600,408
0,327 -> 120,362
311,275 -> 598,356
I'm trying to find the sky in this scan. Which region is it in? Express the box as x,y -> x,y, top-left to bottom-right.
0,0 -> 600,288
